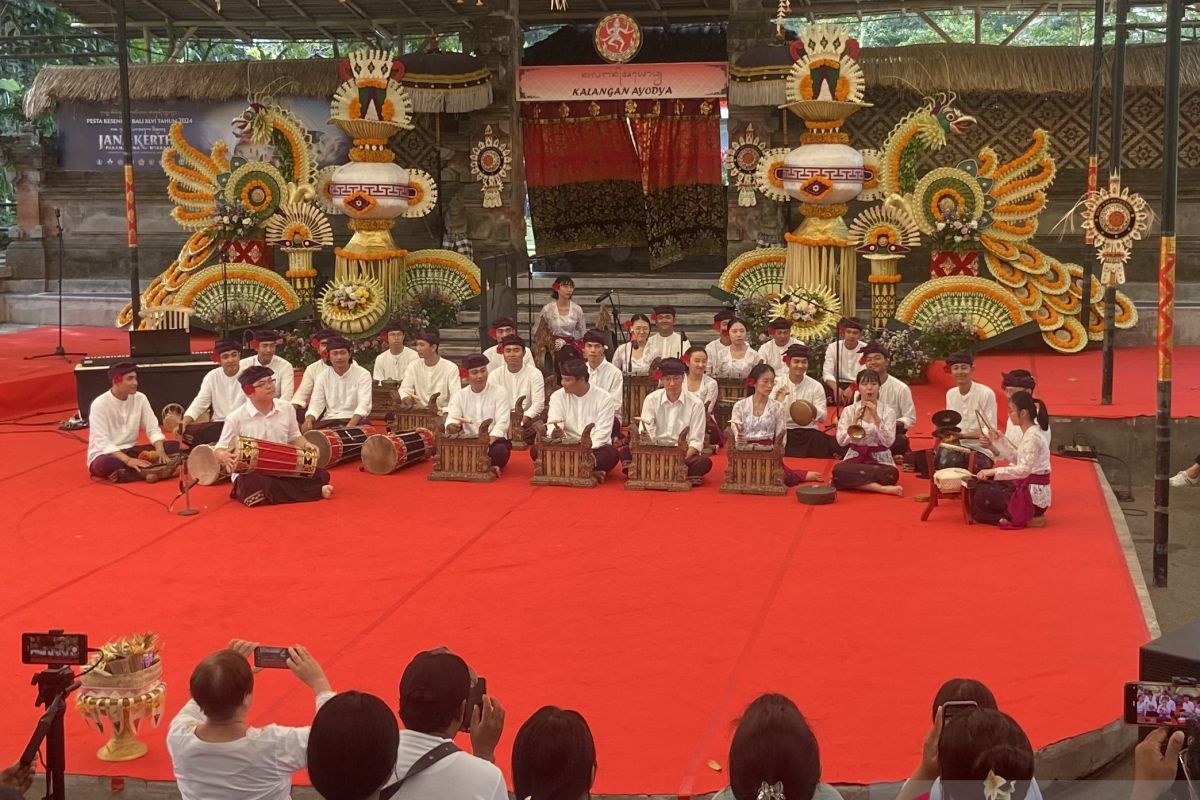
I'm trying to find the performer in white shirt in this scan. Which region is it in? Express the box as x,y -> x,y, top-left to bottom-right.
445,353 -> 513,474
539,276 -> 587,345
303,337 -> 373,432
822,317 -> 866,406
731,363 -> 821,486
582,328 -> 623,406
704,308 -> 736,369
537,358 -> 621,477
612,314 -> 654,376
859,341 -> 916,456
240,329 -> 294,402
944,351 -> 998,437
832,368 -> 903,496
772,344 -> 837,458
757,317 -> 802,372
710,317 -> 762,379
215,365 -> 332,505
622,358 -> 711,480
645,304 -> 690,361
973,391 -> 1052,529
994,369 -> 1051,450
399,329 -> 461,412
373,322 -> 420,383
484,316 -> 534,372
683,345 -> 721,449
86,361 -> 179,482
180,339 -> 247,447
489,334 -> 545,447
292,329 -> 336,421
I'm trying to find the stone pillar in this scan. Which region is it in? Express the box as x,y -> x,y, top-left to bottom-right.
0,129 -> 48,280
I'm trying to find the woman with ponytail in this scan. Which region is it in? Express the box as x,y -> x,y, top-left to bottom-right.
972,391 -> 1051,529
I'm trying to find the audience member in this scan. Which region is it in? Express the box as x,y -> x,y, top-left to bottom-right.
308,691 -> 399,800
931,679 -> 999,719
1132,726 -> 1187,800
939,710 -> 1034,800
511,706 -> 597,800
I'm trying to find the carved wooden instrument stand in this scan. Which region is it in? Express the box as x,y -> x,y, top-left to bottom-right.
714,378 -> 747,434
371,380 -> 402,421
624,426 -> 692,492
429,419 -> 499,483
720,429 -> 788,496
531,422 -> 600,489
390,393 -> 444,435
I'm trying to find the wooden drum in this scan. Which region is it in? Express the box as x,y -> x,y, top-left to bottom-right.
230,437 -> 319,478
360,430 -> 436,475
304,424 -> 379,468
187,444 -> 229,485
530,423 -> 599,488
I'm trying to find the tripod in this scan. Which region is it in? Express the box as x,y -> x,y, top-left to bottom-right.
23,666 -> 79,800
27,209 -> 86,361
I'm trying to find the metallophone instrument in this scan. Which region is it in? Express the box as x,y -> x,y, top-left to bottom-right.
430,418 -> 500,483
624,422 -> 692,492
720,425 -> 788,496
390,392 -> 444,434
531,422 -> 600,488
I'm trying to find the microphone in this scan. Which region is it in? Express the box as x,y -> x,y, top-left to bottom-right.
595,290 -> 614,303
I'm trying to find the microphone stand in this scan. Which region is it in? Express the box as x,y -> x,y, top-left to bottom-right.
170,456 -> 200,516
599,291 -> 630,430
27,209 -> 86,361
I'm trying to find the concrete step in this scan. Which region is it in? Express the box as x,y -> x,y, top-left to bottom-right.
0,292 -> 128,327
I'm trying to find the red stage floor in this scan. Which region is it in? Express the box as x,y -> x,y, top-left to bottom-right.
0,333 -> 1154,795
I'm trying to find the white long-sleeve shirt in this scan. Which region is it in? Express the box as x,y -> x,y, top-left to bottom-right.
731,396 -> 787,442
772,373 -> 828,430
612,342 -> 653,376
445,382 -> 511,440
373,348 -> 420,383
835,399 -> 897,465
291,360 -> 329,407
489,362 -> 546,419
710,345 -> 761,379
1005,417 -> 1051,449
873,375 -> 917,429
217,398 -> 303,484
546,386 -> 619,446
639,389 -> 705,452
684,373 -> 718,413
646,331 -> 689,361
993,424 -> 1052,509
946,381 -> 998,435
757,338 -> 802,372
240,355 -> 295,401
587,360 -> 624,405
389,729 -> 509,800
308,363 -> 372,421
822,340 -> 866,385
539,301 -> 587,340
86,390 -> 165,467
167,691 -> 334,800
704,338 -> 730,371
185,367 -> 245,422
484,343 -> 534,373
400,357 -> 462,411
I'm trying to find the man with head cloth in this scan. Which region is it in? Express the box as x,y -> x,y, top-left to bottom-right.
536,357 -> 622,479
445,353 -> 513,475
624,357 -> 712,481
487,334 -> 545,446
86,361 -> 180,482
400,329 -> 461,412
179,339 -> 247,447
240,330 -> 294,401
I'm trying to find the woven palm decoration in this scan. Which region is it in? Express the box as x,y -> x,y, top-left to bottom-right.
726,124 -> 767,207
318,276 -> 389,337
718,248 -> 785,298
894,276 -> 1029,340
265,202 -> 334,305
401,249 -> 482,303
175,264 -> 301,326
1079,176 -> 1152,286
754,148 -> 791,203
314,166 -> 343,216
218,159 -> 287,228
857,149 -> 884,202
469,125 -> 511,209
399,169 -> 439,219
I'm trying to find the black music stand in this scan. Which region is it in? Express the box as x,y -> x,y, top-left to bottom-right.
27,209 -> 86,361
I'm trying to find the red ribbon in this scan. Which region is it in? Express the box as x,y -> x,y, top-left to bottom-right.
623,320 -> 632,331
653,369 -> 662,381
458,365 -> 469,380
650,314 -> 659,322
746,377 -> 755,387
682,354 -> 691,365
711,321 -> 723,332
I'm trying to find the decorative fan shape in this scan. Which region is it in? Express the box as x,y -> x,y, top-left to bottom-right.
787,24 -> 865,105
1011,243 -> 1052,276
265,203 -> 333,249
911,167 -> 986,234
175,264 -> 300,325
1066,263 -> 1105,303
1034,259 -> 1072,295
402,249 -> 482,303
315,166 -> 344,216
983,252 -> 1026,289
1009,281 -> 1043,311
718,248 -> 786,298
220,160 -> 287,226
319,276 -> 389,336
399,169 -> 439,218
1027,303 -> 1063,332
755,148 -> 791,203
848,204 -> 920,256
894,276 -> 1028,340
1114,293 -> 1139,329
331,49 -> 414,130
857,149 -> 884,201
1043,290 -> 1081,316
1041,315 -> 1088,353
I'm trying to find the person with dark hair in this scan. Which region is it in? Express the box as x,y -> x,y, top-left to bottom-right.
931,679 -> 999,720
995,371 -> 1049,450
400,329 -> 461,413
446,354 -> 512,474
242,330 -> 295,402
374,322 -> 420,383
179,339 -> 247,447
625,357 -> 712,480
86,361 -> 180,482
774,344 -> 838,458
647,304 -> 690,361
489,335 -> 545,446
167,639 -> 333,800
389,649 -> 507,800
732,363 -> 821,486
711,318 -> 763,379
833,368 -> 903,496
307,691 -> 399,800
540,276 -> 587,344
705,308 -> 737,368
582,329 -> 623,405
303,336 -> 373,432
537,358 -> 622,478
859,341 -> 916,456
973,391 -> 1052,529
614,314 -> 654,376
758,317 -> 802,373
292,329 -> 338,420
511,706 -> 597,800
938,710 -> 1035,800
712,693 -> 840,800
684,345 -> 722,448
483,317 -> 534,373
944,353 -> 997,440
822,318 -> 866,406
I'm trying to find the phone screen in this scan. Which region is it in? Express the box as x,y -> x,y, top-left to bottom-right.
461,677 -> 487,732
254,646 -> 291,669
1125,681 -> 1200,727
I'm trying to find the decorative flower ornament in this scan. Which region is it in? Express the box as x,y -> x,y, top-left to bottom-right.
757,781 -> 786,800
470,125 -> 512,209
770,284 -> 842,340
848,203 -> 921,257
983,771 -> 1014,800
727,124 -> 767,207
1080,175 -> 1152,286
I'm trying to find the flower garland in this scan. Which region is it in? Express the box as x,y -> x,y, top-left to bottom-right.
770,284 -> 841,341
930,209 -> 981,253
212,198 -> 258,240
318,276 -> 388,336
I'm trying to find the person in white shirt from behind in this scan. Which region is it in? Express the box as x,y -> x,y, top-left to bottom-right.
704,308 -> 736,370
772,344 -> 837,458
86,361 -> 179,482
624,357 -> 711,480
757,317 -> 802,372
445,353 -> 512,476
167,639 -> 334,800
388,649 -> 507,800
488,334 -> 545,447
241,330 -> 294,402
400,329 -> 461,412
292,330 -> 336,422
179,339 -> 246,447
822,317 -> 867,406
482,317 -> 534,373
303,336 -> 372,432
306,691 -> 399,800
373,322 -> 420,384
645,304 -> 690,361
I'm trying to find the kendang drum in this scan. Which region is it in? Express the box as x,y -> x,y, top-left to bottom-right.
304,424 -> 379,468
186,444 -> 229,485
231,437 -> 320,478
934,467 -> 974,494
361,429 -> 436,475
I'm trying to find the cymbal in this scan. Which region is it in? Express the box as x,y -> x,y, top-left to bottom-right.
931,409 -> 962,428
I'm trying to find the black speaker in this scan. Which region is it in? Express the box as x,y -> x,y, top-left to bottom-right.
1141,621 -> 1200,683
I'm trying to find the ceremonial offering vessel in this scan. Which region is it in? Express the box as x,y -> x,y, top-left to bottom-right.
76,633 -> 166,762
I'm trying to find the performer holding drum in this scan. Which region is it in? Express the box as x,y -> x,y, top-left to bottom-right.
832,369 -> 903,497
772,344 -> 837,458
971,391 -> 1052,529
176,339 -> 246,447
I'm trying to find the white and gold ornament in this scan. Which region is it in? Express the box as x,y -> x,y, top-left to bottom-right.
470,125 -> 512,209
726,124 -> 767,207
1080,176 -> 1151,286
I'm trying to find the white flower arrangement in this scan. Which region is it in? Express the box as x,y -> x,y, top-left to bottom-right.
770,284 -> 842,341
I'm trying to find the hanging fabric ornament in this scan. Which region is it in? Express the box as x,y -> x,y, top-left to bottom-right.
470,125 -> 512,209
726,124 -> 767,207
1080,176 -> 1151,287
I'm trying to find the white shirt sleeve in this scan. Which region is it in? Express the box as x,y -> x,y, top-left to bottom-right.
292,362 -> 318,406
590,390 -> 617,445
445,390 -> 466,432
399,360 -> 420,402
352,367 -> 373,418
185,370 -> 215,421
525,370 -> 546,418
982,387 -> 998,432
546,390 -> 565,437
488,388 -> 511,440
217,412 -> 241,449
822,342 -> 838,384
373,357 -> 387,382
139,393 -> 165,445
896,384 -> 917,429
686,398 -> 706,452
307,373 -> 327,420
278,359 -> 295,403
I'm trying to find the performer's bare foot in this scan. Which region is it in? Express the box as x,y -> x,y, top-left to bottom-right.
804,470 -> 822,482
591,470 -> 607,484
490,466 -> 501,478
321,484 -> 334,499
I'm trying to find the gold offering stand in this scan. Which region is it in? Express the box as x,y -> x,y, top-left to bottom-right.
76,657 -> 166,761
624,426 -> 692,493
720,429 -> 788,496
389,393 -> 444,434
531,423 -> 600,488
430,419 -> 499,483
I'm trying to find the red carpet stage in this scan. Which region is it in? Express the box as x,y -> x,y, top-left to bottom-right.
0,326 -> 1167,795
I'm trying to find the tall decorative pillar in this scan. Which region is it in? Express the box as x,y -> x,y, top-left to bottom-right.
848,202 -> 920,330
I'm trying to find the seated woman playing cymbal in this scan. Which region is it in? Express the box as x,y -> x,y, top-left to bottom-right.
832,369 -> 903,497
971,391 -> 1051,530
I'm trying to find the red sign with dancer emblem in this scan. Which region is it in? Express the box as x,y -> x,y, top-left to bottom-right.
595,13 -> 642,64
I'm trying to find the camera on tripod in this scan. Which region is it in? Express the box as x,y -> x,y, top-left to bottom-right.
22,631 -> 88,666
20,629 -> 89,800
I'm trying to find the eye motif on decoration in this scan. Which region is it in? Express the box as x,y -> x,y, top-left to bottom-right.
848,204 -> 921,257
470,125 -> 512,209
726,124 -> 767,207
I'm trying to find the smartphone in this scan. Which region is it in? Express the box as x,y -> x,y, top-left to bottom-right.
1125,681 -> 1200,727
253,646 -> 291,669
21,632 -> 88,666
942,700 -> 979,723
461,677 -> 487,732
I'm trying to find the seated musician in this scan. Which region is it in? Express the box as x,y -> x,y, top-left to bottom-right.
822,317 -> 866,406
995,369 -> 1050,449
445,353 -> 512,476
971,391 -> 1052,529
292,329 -> 336,422
489,334 -> 545,446
757,317 -> 802,372
373,321 -> 419,383
302,337 -> 372,432
613,314 -> 653,376
772,344 -> 838,458
832,369 -> 903,497
859,342 -> 916,456
582,329 -> 623,404
86,361 -> 180,482
710,317 -> 762,379
536,357 -> 621,478
906,350 -> 998,476
179,339 -> 247,447
240,330 -> 294,401
399,328 -> 461,412
484,317 -> 534,372
646,305 -> 689,361
683,345 -> 721,448
623,357 -> 711,480
704,309 -> 735,369
731,364 -> 821,487
215,365 -> 332,506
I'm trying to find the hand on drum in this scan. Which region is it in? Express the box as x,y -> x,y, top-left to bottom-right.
125,456 -> 153,471
975,468 -> 997,480
215,448 -> 238,472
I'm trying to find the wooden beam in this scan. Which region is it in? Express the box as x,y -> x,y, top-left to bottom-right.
167,24 -> 196,59
916,9 -> 955,42
974,6 -> 982,42
1000,2 -> 1049,45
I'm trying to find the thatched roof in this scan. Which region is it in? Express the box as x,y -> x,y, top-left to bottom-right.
24,41 -> 1200,119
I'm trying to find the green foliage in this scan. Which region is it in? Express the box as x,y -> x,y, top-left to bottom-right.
397,288 -> 461,332
918,317 -> 978,362
734,296 -> 773,345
